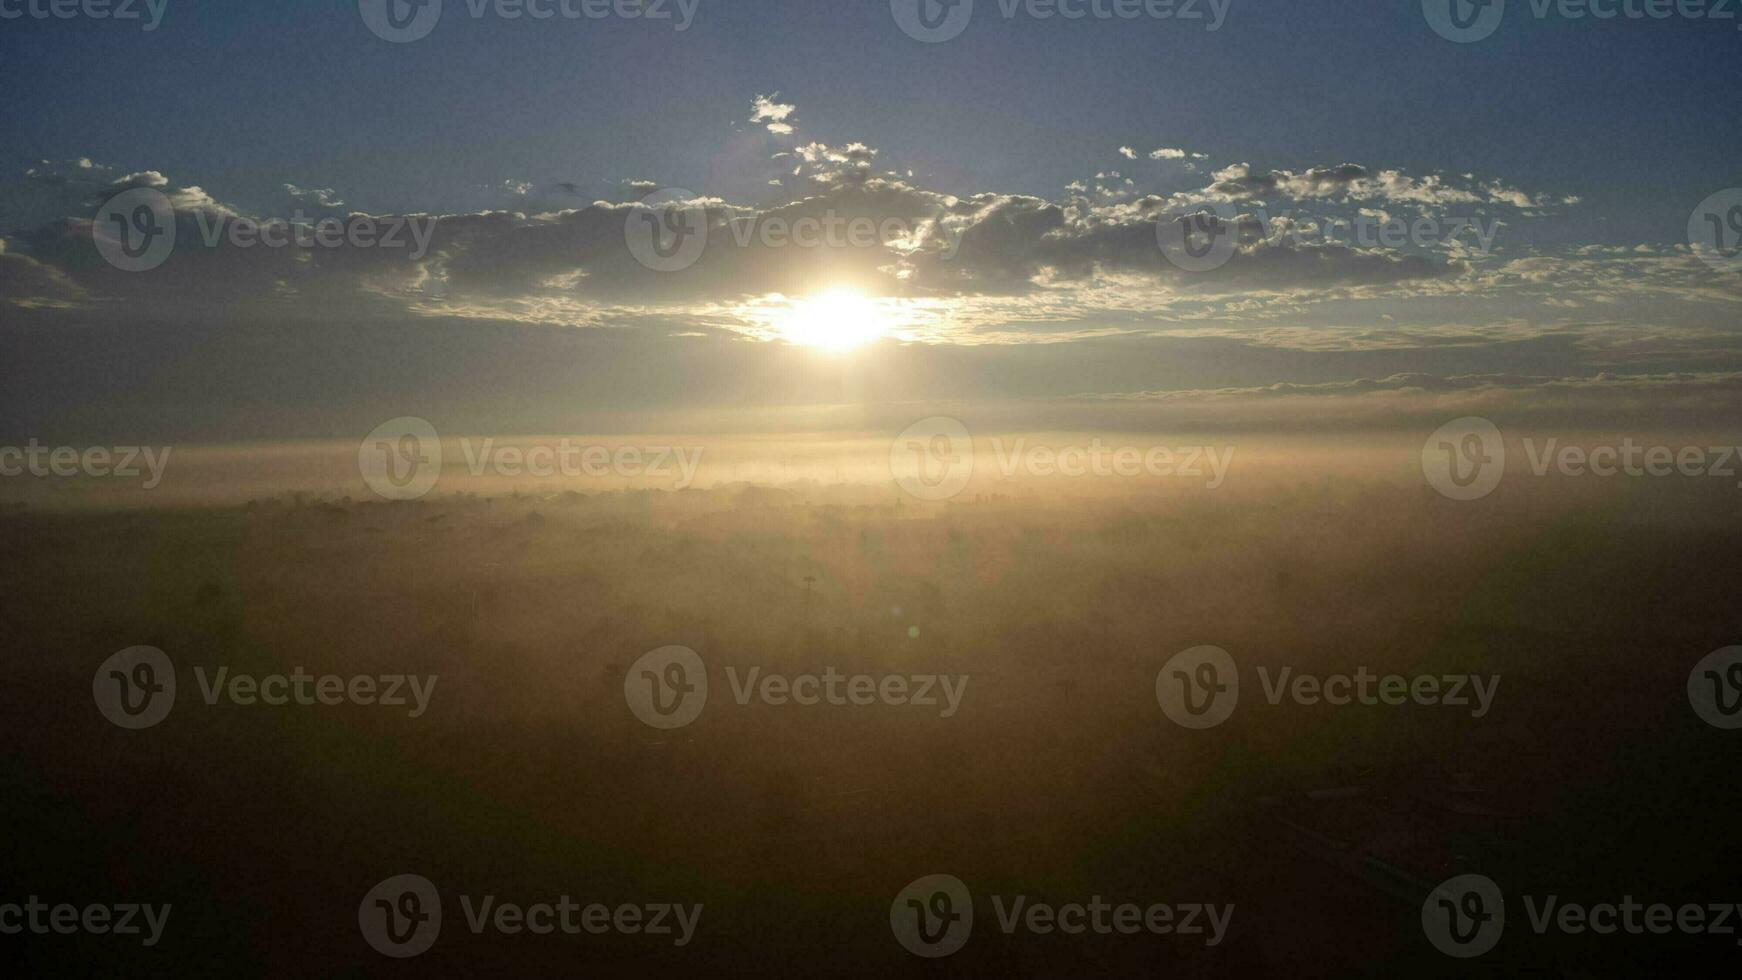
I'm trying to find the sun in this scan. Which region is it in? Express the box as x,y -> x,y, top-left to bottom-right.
776,288 -> 889,352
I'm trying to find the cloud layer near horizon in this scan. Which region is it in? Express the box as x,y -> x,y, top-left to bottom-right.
3,98 -> 1740,441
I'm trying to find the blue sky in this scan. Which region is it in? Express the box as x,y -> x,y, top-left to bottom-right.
3,0 -> 1735,237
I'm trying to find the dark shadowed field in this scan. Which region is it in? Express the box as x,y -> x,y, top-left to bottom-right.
3,455 -> 1740,977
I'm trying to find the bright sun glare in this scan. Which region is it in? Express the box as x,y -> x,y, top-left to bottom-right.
777,289 -> 889,352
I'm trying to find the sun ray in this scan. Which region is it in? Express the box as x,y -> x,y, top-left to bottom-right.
775,288 -> 889,351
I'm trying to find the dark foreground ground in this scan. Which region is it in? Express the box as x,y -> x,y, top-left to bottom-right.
3,476 -> 1740,977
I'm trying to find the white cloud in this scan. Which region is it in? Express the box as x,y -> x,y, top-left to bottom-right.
284,184 -> 345,209
750,94 -> 797,134
3,119 -> 1726,361
113,170 -> 169,188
